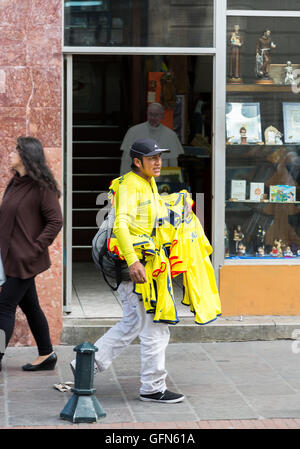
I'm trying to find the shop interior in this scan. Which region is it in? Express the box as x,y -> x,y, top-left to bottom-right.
70,54 -> 213,316
72,54 -> 213,261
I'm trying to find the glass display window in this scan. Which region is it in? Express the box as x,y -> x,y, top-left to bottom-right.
225,16 -> 300,261
228,0 -> 300,10
64,0 -> 213,47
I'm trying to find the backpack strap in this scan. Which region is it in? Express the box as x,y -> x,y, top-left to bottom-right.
98,245 -> 119,291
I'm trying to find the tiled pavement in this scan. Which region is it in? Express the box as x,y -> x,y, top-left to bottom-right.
1,340 -> 300,429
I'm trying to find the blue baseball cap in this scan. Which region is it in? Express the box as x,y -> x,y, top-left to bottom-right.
130,138 -> 170,158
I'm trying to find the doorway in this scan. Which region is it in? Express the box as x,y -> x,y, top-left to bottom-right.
66,54 -> 213,317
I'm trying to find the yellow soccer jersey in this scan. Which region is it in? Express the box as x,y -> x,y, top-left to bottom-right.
109,172 -> 166,267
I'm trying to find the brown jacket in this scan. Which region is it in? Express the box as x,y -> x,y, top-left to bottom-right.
0,174 -> 63,279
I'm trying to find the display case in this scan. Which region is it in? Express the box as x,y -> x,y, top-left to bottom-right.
225,16 -> 300,262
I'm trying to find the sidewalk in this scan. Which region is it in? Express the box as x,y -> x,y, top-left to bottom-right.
1,340 -> 300,429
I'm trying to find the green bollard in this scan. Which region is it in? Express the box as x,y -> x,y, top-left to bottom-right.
60,342 -> 106,423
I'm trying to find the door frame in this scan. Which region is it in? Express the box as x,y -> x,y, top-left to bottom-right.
62,0 -> 227,312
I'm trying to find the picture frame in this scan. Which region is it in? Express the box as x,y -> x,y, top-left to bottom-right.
157,182 -> 187,195
282,102 -> 300,143
155,167 -> 184,184
231,180 -> 246,201
250,182 -> 264,201
269,185 -> 296,203
226,102 -> 262,144
156,167 -> 187,194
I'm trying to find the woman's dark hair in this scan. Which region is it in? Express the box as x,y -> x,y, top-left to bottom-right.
16,136 -> 61,198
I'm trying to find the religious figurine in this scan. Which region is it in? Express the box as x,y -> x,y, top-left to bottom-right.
284,246 -> 294,257
256,246 -> 265,257
273,238 -> 283,256
225,224 -> 230,258
254,225 -> 265,252
233,225 -> 244,253
264,126 -> 283,145
228,24 -> 244,83
255,29 -> 276,83
240,126 -> 247,144
237,242 -> 246,256
291,243 -> 298,255
160,71 -> 176,110
284,61 -> 295,85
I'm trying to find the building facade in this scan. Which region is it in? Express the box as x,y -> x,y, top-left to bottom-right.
1,1 -> 300,345
0,0 -> 63,345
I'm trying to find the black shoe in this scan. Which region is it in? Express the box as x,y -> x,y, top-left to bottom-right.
22,352 -> 57,371
140,389 -> 185,404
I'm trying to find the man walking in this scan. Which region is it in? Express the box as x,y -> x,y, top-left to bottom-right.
72,138 -> 185,403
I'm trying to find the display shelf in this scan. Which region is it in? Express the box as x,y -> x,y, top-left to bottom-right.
226,200 -> 300,204
224,257 -> 300,266
226,144 -> 300,147
226,84 -> 293,93
224,62 -> 300,266
226,144 -> 300,148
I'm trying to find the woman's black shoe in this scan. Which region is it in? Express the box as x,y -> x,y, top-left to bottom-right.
22,352 -> 57,371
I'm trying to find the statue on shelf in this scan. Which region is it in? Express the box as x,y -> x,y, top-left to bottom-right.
264,126 -> 283,145
233,224 -> 244,253
255,29 -> 276,83
228,24 -> 244,84
240,126 -> 247,144
273,238 -> 283,256
284,246 -> 294,257
225,224 -> 230,258
254,225 -> 265,252
256,246 -> 265,257
237,242 -> 246,257
284,61 -> 295,85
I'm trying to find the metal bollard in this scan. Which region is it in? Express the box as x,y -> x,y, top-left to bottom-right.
60,342 -> 106,423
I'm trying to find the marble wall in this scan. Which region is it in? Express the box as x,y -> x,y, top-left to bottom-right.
0,0 -> 63,347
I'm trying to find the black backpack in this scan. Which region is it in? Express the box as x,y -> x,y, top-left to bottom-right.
92,207 -> 131,290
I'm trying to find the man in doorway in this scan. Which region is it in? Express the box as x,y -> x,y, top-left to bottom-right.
71,138 -> 185,404
120,103 -> 184,175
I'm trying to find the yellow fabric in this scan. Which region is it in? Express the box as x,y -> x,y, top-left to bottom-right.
107,172 -> 221,325
134,246 -> 179,324
170,215 -> 222,324
108,172 -> 165,267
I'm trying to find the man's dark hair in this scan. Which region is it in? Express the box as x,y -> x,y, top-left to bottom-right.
130,152 -> 144,171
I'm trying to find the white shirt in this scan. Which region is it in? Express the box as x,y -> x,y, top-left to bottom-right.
120,122 -> 184,175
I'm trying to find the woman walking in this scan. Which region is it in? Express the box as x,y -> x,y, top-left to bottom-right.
0,136 -> 63,371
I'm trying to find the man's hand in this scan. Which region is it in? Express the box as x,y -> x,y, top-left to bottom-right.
129,261 -> 147,284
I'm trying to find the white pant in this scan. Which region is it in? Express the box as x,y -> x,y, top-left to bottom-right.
93,281 -> 170,395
